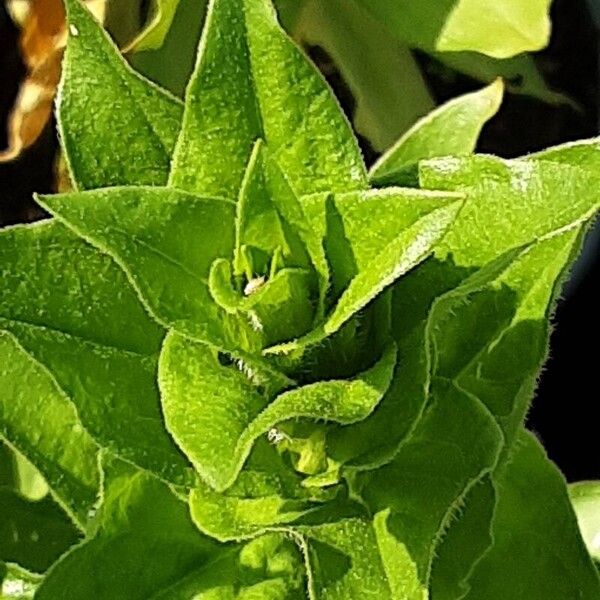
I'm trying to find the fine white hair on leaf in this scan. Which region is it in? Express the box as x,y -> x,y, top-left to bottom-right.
267,428 -> 287,444
235,358 -> 263,387
248,310 -> 263,331
244,276 -> 265,296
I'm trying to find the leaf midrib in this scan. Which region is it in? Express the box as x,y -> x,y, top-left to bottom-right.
0,315 -> 158,361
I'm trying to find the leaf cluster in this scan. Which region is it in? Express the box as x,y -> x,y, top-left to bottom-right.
1,0 -> 599,598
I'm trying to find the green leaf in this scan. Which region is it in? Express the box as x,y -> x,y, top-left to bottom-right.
419,155 -> 600,266
191,356 -> 504,595
0,220 -> 192,486
461,431 -> 600,599
530,136 -> 600,167
569,481 -> 600,562
428,229 -> 586,445
159,330 -> 396,492
37,187 -> 255,352
355,0 -> 552,59
60,0 -> 183,189
361,152 -> 599,475
429,476 -> 496,600
36,459 -> 306,600
301,517 -> 418,599
0,331 -> 99,527
268,190 -> 463,354
3,0 -> 598,591
293,0 -> 434,152
35,459 -> 216,600
125,0 -> 181,52
353,378 -> 504,595
191,482 -> 420,598
370,80 -> 504,187
0,489 -> 80,574
322,199 -> 460,336
433,52 -> 573,107
234,140 -> 312,277
169,0 -> 367,198
129,0 -> 207,97
435,0 -> 552,59
189,439 -> 342,542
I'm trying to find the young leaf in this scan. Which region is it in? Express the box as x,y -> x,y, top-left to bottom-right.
268,191 -> 463,354
0,220 -> 192,486
322,197 -> 461,335
170,0 -> 367,198
159,330 -> 396,492
419,155 -> 600,266
60,0 -> 183,189
150,532 -> 307,599
370,80 -> 504,187
189,440 -> 342,542
234,140 -> 311,276
36,459 -> 306,600
0,331 -> 99,527
192,368 -> 504,594
37,187 -> 254,352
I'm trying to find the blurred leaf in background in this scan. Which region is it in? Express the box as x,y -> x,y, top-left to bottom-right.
125,0 -> 181,52
352,0 -> 553,59
570,481 -> 600,563
292,0 -> 434,152
124,0 -> 207,97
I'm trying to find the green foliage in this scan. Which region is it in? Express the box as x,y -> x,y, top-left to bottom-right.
570,481 -> 600,563
1,0 -> 598,597
370,79 -> 504,186
354,0 -> 553,59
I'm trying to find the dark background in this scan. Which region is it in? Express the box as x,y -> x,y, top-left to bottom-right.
1,0 -> 598,481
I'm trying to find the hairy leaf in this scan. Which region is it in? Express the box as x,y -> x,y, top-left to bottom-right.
37,187 -> 254,352
0,331 -> 99,526
462,431 -> 600,599
370,80 -> 504,187
36,459 -> 306,599
268,189 -> 463,354
160,330 -> 395,491
60,0 -> 183,189
170,0 -> 367,198
0,220 -> 191,486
